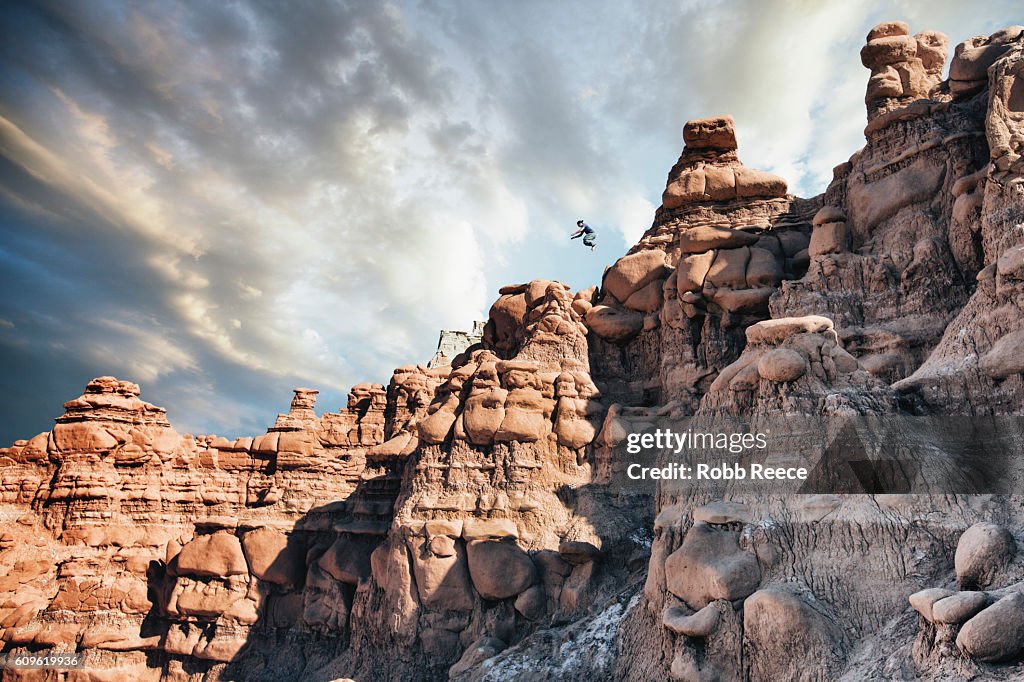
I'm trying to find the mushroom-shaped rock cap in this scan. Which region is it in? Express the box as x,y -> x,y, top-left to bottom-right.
663,116 -> 787,209
58,376 -> 170,426
745,316 -> 835,345
290,388 -> 319,410
683,115 -> 737,152
867,21 -> 910,42
861,32 -> 919,69
85,376 -> 141,396
949,25 -> 1024,86
860,22 -> 949,120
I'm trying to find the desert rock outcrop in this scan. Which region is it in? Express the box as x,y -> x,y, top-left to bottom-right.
3,16 -> 1024,682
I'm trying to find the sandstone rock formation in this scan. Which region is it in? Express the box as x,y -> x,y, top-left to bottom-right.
661,115 -> 789,209
2,16 -> 1024,682
862,21 -> 948,121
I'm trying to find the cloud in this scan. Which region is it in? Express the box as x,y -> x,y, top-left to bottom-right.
0,1 -> 494,440
610,0 -> 1019,196
84,318 -> 199,385
0,0 -> 1018,443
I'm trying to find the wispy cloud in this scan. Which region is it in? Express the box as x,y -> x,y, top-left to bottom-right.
0,0 -> 1017,441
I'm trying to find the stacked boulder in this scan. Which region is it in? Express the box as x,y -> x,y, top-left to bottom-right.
699,315 -> 887,415
661,116 -> 788,209
910,522 -> 1024,665
860,21 -> 947,122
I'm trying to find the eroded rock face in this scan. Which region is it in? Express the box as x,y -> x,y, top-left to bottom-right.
623,17 -> 1024,682
50,376 -> 180,463
986,33 -> 1024,175
771,27 -> 1021,391
587,118 -> 816,415
861,21 -> 948,121
664,521 -> 760,609
743,587 -> 845,681
175,532 -> 248,578
3,16 -> 1024,682
950,26 -> 1024,98
0,366 -> 642,678
0,375 -> 398,669
699,315 -> 889,415
662,116 -> 788,209
889,30 -> 1024,414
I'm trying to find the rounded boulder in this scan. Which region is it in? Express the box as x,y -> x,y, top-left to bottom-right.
757,349 -> 808,383
467,539 -> 537,600
176,532 -> 247,578
957,592 -> 1024,662
955,522 -> 1016,589
585,305 -> 644,343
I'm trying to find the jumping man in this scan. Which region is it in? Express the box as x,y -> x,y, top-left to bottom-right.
570,220 -> 597,251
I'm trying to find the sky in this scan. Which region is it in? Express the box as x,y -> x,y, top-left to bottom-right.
0,0 -> 1018,443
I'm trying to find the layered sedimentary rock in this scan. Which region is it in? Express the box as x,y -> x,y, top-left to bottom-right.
861,21 -> 949,122
0,376 -> 393,678
588,115 -> 818,417
2,17 -> 1024,682
625,21 -> 1024,682
0,283 -> 647,680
